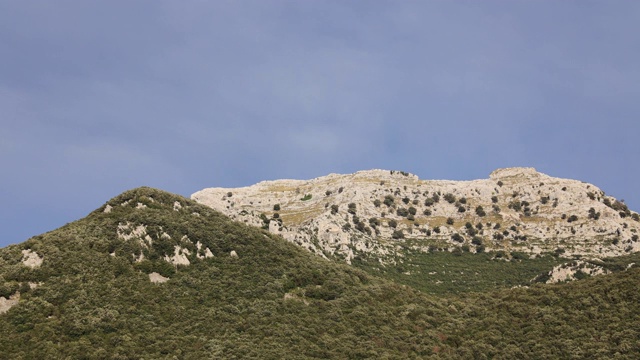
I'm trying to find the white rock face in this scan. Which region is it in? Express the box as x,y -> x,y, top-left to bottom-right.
149,272 -> 169,283
21,249 -> 43,268
192,168 -> 640,262
164,246 -> 191,266
0,292 -> 20,314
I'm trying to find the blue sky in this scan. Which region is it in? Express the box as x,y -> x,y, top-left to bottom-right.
1,1 -> 639,247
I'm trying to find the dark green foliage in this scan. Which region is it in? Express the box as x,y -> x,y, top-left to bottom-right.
396,207 -> 408,217
458,206 -> 466,213
567,214 -> 578,223
383,195 -> 394,207
402,197 -> 410,204
347,202 -> 357,214
446,217 -> 454,225
391,230 -> 404,239
330,204 -> 339,215
491,196 -> 498,203
388,219 -> 398,228
372,199 -> 381,207
475,205 -> 486,217
273,204 -> 280,211
451,233 -> 464,243
444,193 -> 456,204
408,207 -> 417,216
300,194 -> 312,201
423,209 -> 432,216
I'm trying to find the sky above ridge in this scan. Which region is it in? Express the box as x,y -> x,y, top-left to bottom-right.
1,1 -> 639,247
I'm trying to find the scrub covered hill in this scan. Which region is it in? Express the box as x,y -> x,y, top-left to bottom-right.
0,187 -> 639,359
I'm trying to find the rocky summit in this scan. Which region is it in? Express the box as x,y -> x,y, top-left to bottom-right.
192,168 -> 640,263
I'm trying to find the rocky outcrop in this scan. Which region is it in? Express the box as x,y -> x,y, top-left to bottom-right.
192,168 -> 640,262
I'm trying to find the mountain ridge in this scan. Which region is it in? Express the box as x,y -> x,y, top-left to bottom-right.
192,167 -> 640,263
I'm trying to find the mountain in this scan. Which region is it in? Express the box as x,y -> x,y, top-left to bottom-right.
1,186 -> 640,358
192,168 -> 639,262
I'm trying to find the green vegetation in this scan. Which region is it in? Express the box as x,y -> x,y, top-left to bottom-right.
354,249 -> 564,295
300,194 -> 312,201
1,187 -> 640,358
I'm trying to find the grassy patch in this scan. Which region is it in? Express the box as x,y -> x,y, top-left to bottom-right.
353,250 -> 565,296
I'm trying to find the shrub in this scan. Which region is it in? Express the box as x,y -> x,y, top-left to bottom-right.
272,213 -> 280,219
227,192 -> 233,197
444,193 -> 456,204
424,198 -> 434,207
396,208 -> 409,217
475,206 -> 486,217
497,181 -> 503,187
300,194 -> 312,201
432,194 -> 440,203
348,203 -> 357,214
423,209 -> 432,216
273,204 -> 280,211
446,217 -> 454,225
408,207 -> 417,215
471,236 -> 483,246
330,205 -> 339,215
458,206 -> 466,213
373,199 -> 381,207
383,195 -> 395,207
338,187 -> 344,193
392,230 -> 404,239
451,233 -> 464,243
567,215 -> 578,223
402,197 -> 410,204
388,219 -> 398,228
491,196 -> 498,203
459,197 -> 467,204
407,214 -> 415,221
433,226 -> 441,233
325,190 -> 332,196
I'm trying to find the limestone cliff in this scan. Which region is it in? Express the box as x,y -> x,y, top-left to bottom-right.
192,168 -> 640,263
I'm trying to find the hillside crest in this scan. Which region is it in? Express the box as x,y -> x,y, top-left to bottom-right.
192,168 -> 640,262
